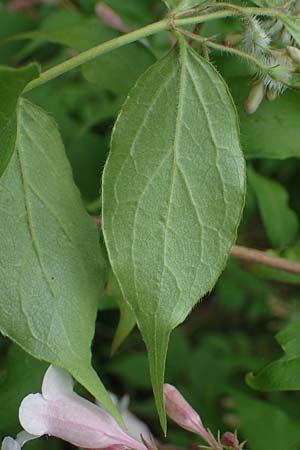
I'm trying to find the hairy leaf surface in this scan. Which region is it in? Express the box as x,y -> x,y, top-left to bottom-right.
0,64 -> 39,177
0,99 -> 120,421
102,43 -> 245,430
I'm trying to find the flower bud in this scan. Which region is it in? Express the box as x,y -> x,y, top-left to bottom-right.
221,432 -> 235,447
287,46 -> 300,65
222,33 -> 243,47
265,87 -> 278,101
244,81 -> 264,114
163,385 -> 216,446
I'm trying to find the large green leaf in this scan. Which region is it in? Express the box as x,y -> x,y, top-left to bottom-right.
228,78 -> 300,159
247,321 -> 300,391
248,167 -> 298,248
0,64 -> 39,177
102,42 -> 245,431
0,98 -> 120,422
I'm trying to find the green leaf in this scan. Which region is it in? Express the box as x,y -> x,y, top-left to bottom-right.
0,344 -> 47,434
228,78 -> 300,159
247,321 -> 300,391
109,272 -> 136,355
0,64 -> 39,177
248,167 -> 298,248
0,98 -> 120,422
234,392 -> 300,450
279,15 -> 300,46
102,43 -> 245,431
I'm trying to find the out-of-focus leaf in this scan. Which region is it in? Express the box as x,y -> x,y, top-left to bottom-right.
108,353 -> 151,389
0,98 -> 120,422
103,42 -> 245,431
0,63 -> 39,177
234,392 -> 300,450
0,344 -> 47,434
0,7 -> 34,64
108,272 -> 136,354
229,77 -> 300,159
279,15 -> 300,46
247,321 -> 300,391
248,167 -> 298,248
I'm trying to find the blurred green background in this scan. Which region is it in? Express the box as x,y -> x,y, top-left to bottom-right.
0,1 -> 300,449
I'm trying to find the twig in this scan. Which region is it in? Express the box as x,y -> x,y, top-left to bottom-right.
230,245 -> 300,275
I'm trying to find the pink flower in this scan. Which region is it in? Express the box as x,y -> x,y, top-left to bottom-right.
18,365 -> 147,450
163,384 -> 220,449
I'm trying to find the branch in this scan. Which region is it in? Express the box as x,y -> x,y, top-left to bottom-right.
230,245 -> 300,275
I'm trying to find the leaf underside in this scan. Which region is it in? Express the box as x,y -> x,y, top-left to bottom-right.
0,98 -> 120,422
102,42 -> 245,431
0,63 -> 39,177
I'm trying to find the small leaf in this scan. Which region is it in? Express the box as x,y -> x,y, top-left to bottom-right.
103,42 -> 245,431
0,98 -> 120,422
0,63 -> 39,177
247,321 -> 300,391
279,15 -> 300,46
108,272 -> 136,355
248,167 -> 298,248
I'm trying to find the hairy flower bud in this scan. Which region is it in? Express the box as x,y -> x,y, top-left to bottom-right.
243,17 -> 270,56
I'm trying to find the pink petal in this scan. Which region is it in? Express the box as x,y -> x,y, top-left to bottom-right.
1,437 -> 21,450
42,365 -> 74,400
20,367 -> 147,450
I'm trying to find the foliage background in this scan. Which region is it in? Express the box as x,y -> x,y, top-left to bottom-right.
0,1 -> 300,450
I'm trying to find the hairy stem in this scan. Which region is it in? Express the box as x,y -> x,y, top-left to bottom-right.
23,10 -> 244,93
177,28 -> 269,71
